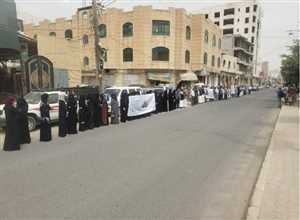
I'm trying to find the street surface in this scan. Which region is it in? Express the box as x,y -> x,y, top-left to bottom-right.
0,89 -> 279,220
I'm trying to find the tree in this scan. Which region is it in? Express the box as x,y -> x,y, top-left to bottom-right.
281,40 -> 299,87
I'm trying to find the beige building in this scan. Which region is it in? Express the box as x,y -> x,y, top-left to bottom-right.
24,6 -> 225,88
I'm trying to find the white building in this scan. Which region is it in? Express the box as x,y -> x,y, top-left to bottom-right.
201,0 -> 262,78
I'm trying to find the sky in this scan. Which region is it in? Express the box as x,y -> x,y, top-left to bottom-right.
15,0 -> 300,75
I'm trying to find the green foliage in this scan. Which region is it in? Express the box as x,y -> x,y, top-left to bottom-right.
281,40 -> 299,86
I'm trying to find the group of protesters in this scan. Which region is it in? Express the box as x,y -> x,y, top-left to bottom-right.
2,84 -> 255,151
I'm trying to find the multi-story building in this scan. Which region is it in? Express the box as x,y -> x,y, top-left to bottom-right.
24,6 -> 224,88
222,34 -> 254,84
201,0 -> 262,79
220,54 -> 241,87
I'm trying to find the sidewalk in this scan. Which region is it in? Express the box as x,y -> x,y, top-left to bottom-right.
246,105 -> 299,220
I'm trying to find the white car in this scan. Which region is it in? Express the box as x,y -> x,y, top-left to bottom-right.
0,91 -> 67,131
104,87 -> 142,113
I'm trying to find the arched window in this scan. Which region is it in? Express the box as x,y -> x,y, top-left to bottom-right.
203,52 -> 208,65
152,47 -> 169,61
212,35 -> 216,47
211,55 -> 215,66
185,50 -> 190,63
218,38 -> 222,49
97,24 -> 107,38
65,29 -> 73,39
204,30 -> 209,44
49,32 -> 56,37
217,57 -> 221,67
186,26 -> 191,40
123,22 -> 133,37
83,56 -> 89,66
82,34 -> 89,45
123,48 -> 133,62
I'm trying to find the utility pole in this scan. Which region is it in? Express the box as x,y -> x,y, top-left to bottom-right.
91,0 -> 102,90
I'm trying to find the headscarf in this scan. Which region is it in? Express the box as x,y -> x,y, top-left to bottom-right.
5,96 -> 16,107
41,93 -> 49,104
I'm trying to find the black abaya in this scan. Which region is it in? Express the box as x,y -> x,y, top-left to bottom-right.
3,105 -> 20,151
16,98 -> 31,144
40,97 -> 52,142
58,100 -> 67,137
67,95 -> 78,134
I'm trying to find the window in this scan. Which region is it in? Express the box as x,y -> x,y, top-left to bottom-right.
212,35 -> 216,47
237,28 -> 239,32
237,18 -> 240,22
211,55 -> 215,66
82,34 -> 88,45
218,38 -> 222,49
83,57 -> 89,66
224,18 -> 234,25
123,22 -> 133,37
217,57 -> 221,67
214,21 -> 220,26
228,61 -> 231,69
223,28 -> 233,35
186,26 -> 191,40
244,28 -> 249,34
224,8 -> 235,16
49,32 -> 56,37
203,52 -> 208,65
252,26 -> 256,33
33,34 -> 37,40
65,29 -> 73,39
48,94 -> 58,104
214,12 -> 220,18
245,17 -> 250,23
251,36 -> 255,43
205,14 -> 209,19
254,4 -> 258,12
185,50 -> 190,64
253,16 -> 256,22
223,60 -> 226,67
246,7 -> 250,13
152,47 -> 169,61
123,48 -> 133,62
152,20 -> 170,36
97,24 -> 107,38
204,30 -> 209,44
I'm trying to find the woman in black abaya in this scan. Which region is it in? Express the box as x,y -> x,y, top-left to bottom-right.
66,94 -> 78,134
40,93 -> 52,142
58,95 -> 67,137
3,96 -> 20,151
16,97 -> 31,144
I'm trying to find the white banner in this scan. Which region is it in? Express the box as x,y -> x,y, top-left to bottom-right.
128,94 -> 156,117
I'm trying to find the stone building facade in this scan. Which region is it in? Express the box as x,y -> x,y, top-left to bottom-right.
24,6 -> 226,88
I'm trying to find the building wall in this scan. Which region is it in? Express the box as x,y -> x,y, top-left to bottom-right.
201,1 -> 261,77
24,6 -> 224,87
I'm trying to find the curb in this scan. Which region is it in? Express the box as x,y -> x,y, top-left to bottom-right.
245,107 -> 281,220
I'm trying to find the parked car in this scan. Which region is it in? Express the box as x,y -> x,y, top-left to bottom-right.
0,91 -> 67,131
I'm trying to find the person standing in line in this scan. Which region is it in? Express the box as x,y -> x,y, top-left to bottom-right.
78,95 -> 87,132
86,94 -> 94,129
120,90 -> 129,123
100,94 -> 109,126
67,94 -> 78,134
110,93 -> 119,124
237,86 -> 241,97
40,93 -> 52,142
93,93 -> 101,128
16,97 -> 31,144
3,96 -> 20,151
58,94 -> 67,138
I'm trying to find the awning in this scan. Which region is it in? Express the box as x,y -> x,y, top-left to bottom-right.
179,71 -> 198,81
147,72 -> 172,82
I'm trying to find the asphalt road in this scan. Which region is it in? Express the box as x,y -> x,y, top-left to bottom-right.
0,89 -> 279,220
